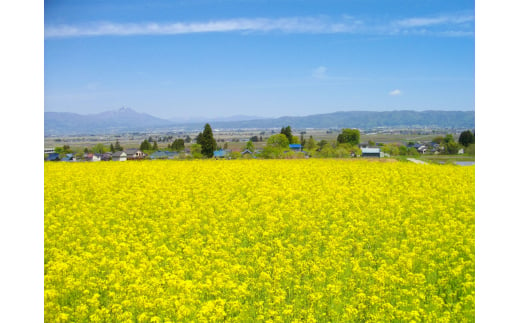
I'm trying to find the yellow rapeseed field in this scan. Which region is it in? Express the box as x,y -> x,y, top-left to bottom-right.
44,159 -> 474,322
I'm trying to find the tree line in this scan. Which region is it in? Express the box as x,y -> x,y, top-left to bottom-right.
48,124 -> 475,160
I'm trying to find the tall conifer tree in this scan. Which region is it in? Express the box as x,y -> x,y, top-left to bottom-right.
197,123 -> 217,158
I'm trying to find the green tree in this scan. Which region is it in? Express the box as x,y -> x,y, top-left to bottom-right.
337,128 -> 360,146
317,145 -> 336,158
245,140 -> 255,151
458,130 -> 475,147
444,134 -> 455,144
140,140 -> 151,151
171,139 -> 185,152
280,126 -> 293,144
92,143 -> 107,154
368,140 -> 376,147
350,146 -> 362,157
110,143 -> 115,153
317,139 -> 328,150
446,141 -> 461,154
190,143 -> 203,158
382,144 -> 399,156
408,147 -> 420,156
197,123 -> 217,158
260,146 -> 283,159
267,133 -> 290,148
114,140 -> 123,151
465,144 -> 475,156
152,141 -> 158,150
432,136 -> 444,144
306,136 -> 317,150
185,135 -> 192,143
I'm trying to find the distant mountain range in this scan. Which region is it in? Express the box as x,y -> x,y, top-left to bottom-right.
44,108 -> 475,136
208,110 -> 475,130
44,107 -> 172,136
169,115 -> 265,124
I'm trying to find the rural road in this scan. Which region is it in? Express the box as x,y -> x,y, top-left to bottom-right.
407,158 -> 428,164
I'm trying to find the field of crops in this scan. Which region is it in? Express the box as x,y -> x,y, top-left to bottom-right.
44,159 -> 474,322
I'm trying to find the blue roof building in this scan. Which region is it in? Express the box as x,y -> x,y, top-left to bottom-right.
213,149 -> 229,158
289,144 -> 302,151
47,153 -> 60,161
150,150 -> 177,159
61,153 -> 76,161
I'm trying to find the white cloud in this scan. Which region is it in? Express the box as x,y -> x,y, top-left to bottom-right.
44,13 -> 474,39
312,66 -> 328,79
45,17 -> 358,38
389,89 -> 402,96
396,14 -> 474,28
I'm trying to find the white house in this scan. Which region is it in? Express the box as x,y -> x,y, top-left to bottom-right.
361,147 -> 382,158
417,145 -> 428,154
85,153 -> 102,162
125,149 -> 145,160
112,151 -> 127,161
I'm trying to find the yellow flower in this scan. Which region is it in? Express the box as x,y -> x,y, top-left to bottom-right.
45,160 -> 474,322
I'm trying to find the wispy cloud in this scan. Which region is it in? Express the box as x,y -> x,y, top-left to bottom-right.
396,14 -> 474,28
392,13 -> 474,37
389,89 -> 402,96
45,13 -> 474,39
45,17 -> 359,38
312,66 -> 328,79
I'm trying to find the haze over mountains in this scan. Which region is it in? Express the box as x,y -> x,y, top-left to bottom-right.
169,115 -> 265,124
44,108 -> 475,136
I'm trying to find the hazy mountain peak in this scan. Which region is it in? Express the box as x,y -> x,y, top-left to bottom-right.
118,107 -> 135,113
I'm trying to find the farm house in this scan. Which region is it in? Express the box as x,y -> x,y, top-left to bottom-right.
361,147 -> 382,158
112,151 -> 127,161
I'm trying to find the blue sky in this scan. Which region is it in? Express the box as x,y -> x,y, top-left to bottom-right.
44,0 -> 475,119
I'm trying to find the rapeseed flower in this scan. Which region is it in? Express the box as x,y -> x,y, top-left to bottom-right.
45,160 -> 474,322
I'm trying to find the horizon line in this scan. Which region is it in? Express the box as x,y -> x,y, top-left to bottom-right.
44,108 -> 476,120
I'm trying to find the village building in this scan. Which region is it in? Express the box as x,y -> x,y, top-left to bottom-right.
85,153 -> 102,162
150,150 -> 178,160
47,153 -> 60,161
101,152 -> 113,161
112,151 -> 127,161
361,147 -> 382,158
289,144 -> 302,152
125,149 -> 145,160
61,153 -> 76,162
213,149 -> 229,158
